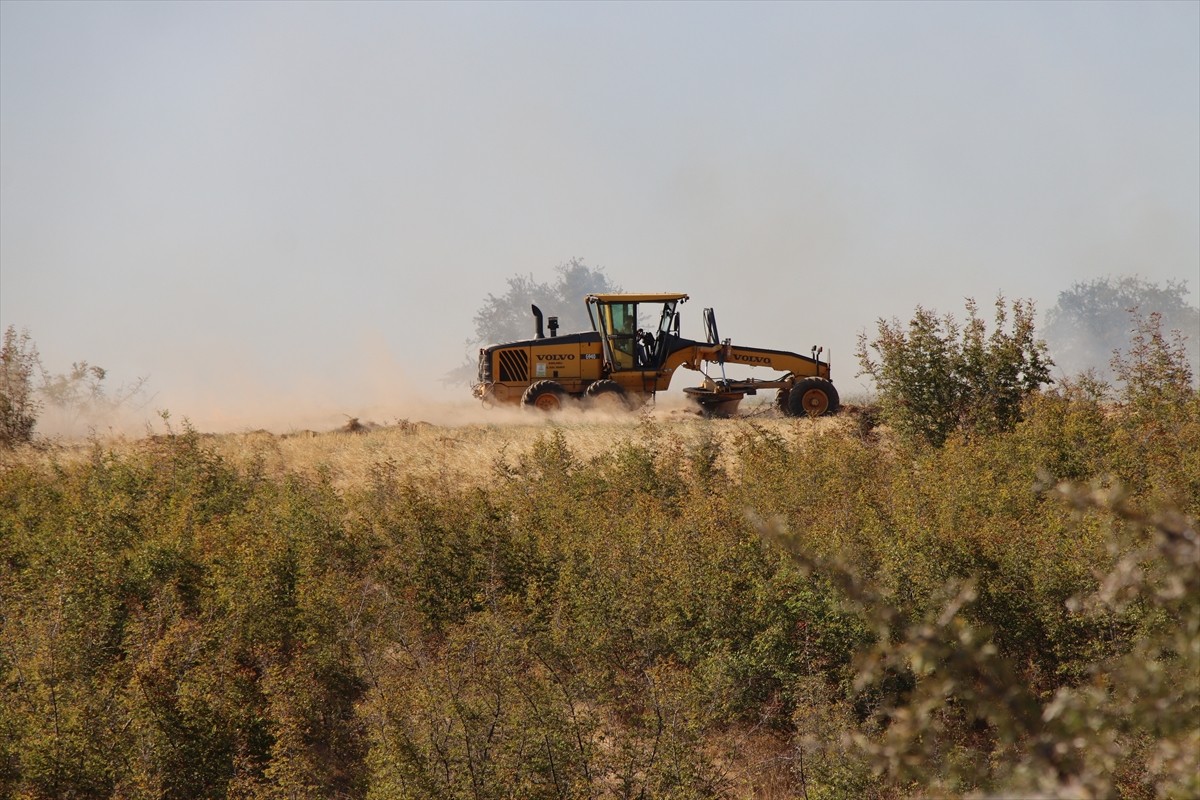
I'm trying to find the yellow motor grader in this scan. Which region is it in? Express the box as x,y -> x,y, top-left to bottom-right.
472,293 -> 838,417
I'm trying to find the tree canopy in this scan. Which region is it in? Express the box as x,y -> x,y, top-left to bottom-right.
445,259 -> 621,386
0,325 -> 149,447
1044,276 -> 1199,385
470,258 -> 620,347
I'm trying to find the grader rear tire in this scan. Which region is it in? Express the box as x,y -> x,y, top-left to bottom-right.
523,380 -> 567,411
585,379 -> 630,411
785,378 -> 840,417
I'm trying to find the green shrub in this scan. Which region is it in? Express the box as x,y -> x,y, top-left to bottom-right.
856,297 -> 1053,447
1,395 -> 1195,797
0,326 -> 40,448
760,481 -> 1198,798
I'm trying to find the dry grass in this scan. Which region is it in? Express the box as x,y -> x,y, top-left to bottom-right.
4,400 -> 855,494
210,405 -> 851,493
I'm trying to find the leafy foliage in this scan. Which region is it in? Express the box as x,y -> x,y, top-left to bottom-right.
470,258 -> 621,348
1108,309 -> 1200,514
0,326 -> 41,448
1111,309 -> 1195,414
761,484 -> 1198,798
0,327 -> 150,447
1,355 -> 1197,797
855,296 -> 1053,447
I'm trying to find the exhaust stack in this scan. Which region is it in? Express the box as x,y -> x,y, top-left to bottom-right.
532,305 -> 545,339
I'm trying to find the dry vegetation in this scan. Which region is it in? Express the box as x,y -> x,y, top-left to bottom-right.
13,400 -> 847,494
1,383 -> 1196,799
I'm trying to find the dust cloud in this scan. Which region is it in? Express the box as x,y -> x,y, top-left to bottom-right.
135,390 -> 715,438
30,375 -> 749,442
30,339 -> 724,442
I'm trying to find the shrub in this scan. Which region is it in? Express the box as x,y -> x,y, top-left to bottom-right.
760,483 -> 1199,798
856,297 -> 1053,447
2,396 -> 1195,797
0,326 -> 41,448
1107,309 -> 1200,515
1111,309 -> 1195,420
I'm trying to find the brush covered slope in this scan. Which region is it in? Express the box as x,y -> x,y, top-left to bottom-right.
0,390 -> 1197,799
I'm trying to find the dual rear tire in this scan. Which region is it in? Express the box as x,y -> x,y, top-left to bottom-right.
522,380 -> 567,411
584,379 -> 630,411
522,379 -> 631,412
778,377 -> 840,417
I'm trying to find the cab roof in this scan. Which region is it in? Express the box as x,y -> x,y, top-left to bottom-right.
586,293 -> 689,304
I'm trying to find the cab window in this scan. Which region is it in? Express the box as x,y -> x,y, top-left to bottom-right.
605,302 -> 637,370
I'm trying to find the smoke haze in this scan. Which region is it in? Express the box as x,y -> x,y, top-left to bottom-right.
2,1 -> 1197,434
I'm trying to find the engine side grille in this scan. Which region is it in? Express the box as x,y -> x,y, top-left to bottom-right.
477,349 -> 492,382
498,349 -> 528,382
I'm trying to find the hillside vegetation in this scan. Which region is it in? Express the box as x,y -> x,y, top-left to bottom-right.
1,382 -> 1197,799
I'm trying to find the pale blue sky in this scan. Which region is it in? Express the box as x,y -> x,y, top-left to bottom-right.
2,0 -> 1197,428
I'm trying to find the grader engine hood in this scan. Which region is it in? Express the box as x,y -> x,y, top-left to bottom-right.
476,332 -> 604,401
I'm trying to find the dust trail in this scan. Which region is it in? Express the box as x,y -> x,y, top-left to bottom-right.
173,391 -> 713,435
33,386 -> 751,441
34,403 -> 157,441
27,320 -> 780,441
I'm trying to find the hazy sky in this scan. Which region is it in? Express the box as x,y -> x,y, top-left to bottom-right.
2,0 -> 1198,429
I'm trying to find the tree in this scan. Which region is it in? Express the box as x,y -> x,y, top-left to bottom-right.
1,326 -> 41,448
39,360 -> 149,432
1044,276 -> 1200,385
445,259 -> 621,386
855,296 -> 1053,447
471,258 -> 620,347
1111,309 -> 1195,412
0,326 -> 150,446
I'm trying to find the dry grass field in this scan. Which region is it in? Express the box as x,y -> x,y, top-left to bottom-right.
228,409 -> 848,490
14,397 -> 854,493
